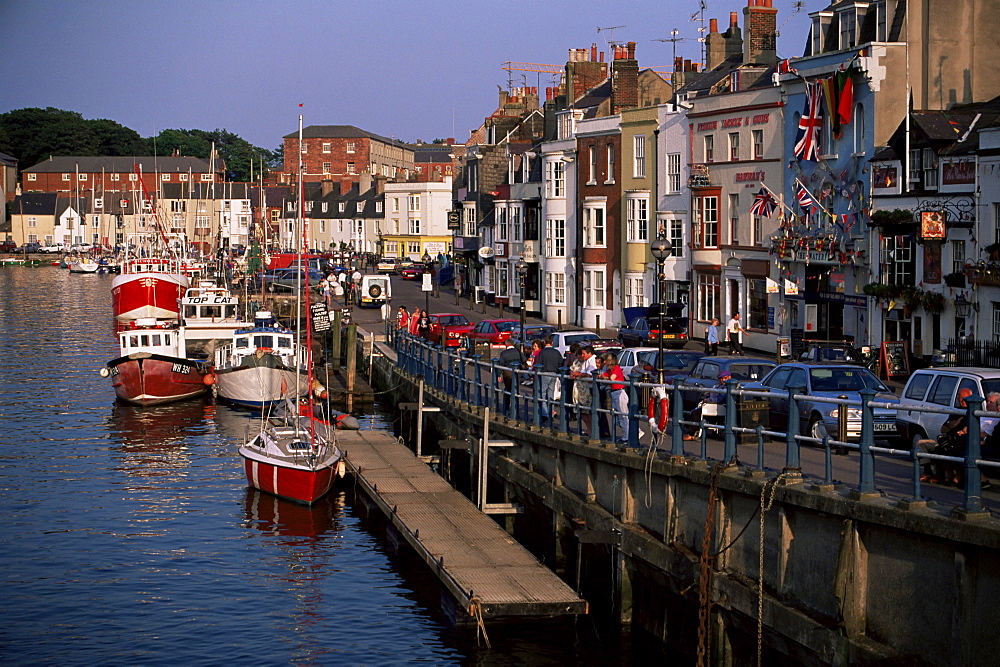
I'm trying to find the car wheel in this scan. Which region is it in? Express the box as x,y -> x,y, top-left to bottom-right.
910,429 -> 927,452
808,414 -> 827,444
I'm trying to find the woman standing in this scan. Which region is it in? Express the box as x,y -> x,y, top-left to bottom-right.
706,318 -> 720,356
417,309 -> 431,338
397,306 -> 409,330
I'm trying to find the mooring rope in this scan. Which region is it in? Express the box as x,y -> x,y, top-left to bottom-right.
469,597 -> 491,649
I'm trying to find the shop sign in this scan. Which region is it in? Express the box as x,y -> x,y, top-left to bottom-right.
920,210 -> 945,240
942,159 -> 976,185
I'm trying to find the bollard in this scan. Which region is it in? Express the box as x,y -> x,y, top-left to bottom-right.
671,378 -> 684,456
588,369 -> 601,441
857,387 -> 877,495
838,395 -> 849,442
723,378 -> 737,461
558,371 -> 569,434
533,371 -> 542,427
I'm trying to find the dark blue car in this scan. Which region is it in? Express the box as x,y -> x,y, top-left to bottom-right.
618,305 -> 688,349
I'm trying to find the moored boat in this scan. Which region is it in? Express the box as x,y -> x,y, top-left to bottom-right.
101,318 -> 214,406
179,280 -> 251,358
112,256 -> 190,324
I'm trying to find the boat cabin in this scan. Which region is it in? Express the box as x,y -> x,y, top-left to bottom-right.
182,282 -> 240,322
119,318 -> 182,356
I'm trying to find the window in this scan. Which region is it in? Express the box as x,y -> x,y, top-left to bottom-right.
666,153 -> 681,192
753,215 -> 762,247
545,272 -> 566,305
511,206 -> 522,242
698,273 -> 721,322
27,216 -> 37,227
994,203 -> 1000,245
729,193 -> 740,245
663,219 -> 684,257
496,207 -> 509,241
347,141 -> 355,153
79,173 -> 88,181
301,143 -> 307,153
909,148 -> 923,184
729,132 -> 740,161
923,148 -> 938,189
545,218 -> 566,257
583,205 -> 606,248
839,8 -> 857,49
376,201 -> 383,213
994,304 -> 1000,338
392,198 -> 400,213
497,260 -> 509,298
355,202 -> 363,213
200,174 -> 213,182
322,142 -> 331,153
347,162 -> 357,175
110,174 -> 120,181
952,240 -> 966,275
627,196 -> 649,242
625,275 -> 645,308
704,135 -> 714,163
179,174 -> 188,181
881,235 -> 915,286
270,209 -> 280,223
696,196 -> 719,248
321,202 -> 328,213
874,0 -> 888,41
463,206 -> 477,237
322,162 -> 331,174
752,130 -> 764,160
62,174 -> 71,181
853,103 -> 865,154
408,195 -> 420,212
584,269 -> 605,309
408,218 -> 421,234
545,160 -> 565,198
195,215 -> 210,230
749,279 -> 767,329
606,143 -> 615,183
26,173 -> 36,181
408,242 -> 420,255
588,146 -> 597,184
633,135 -> 646,178
338,202 -> 346,212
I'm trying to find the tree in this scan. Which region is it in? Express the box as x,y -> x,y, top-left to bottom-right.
146,128 -> 276,181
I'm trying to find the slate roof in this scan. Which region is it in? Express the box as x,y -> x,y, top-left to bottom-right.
22,155 -> 215,173
283,125 -> 405,147
160,182 -> 250,199
0,152 -> 16,167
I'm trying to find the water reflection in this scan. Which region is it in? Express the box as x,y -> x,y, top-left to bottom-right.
106,400 -> 214,476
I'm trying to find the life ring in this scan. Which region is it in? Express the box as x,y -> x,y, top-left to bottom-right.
368,283 -> 382,298
647,386 -> 669,433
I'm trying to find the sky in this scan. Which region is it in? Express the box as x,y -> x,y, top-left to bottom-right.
0,0 -> 825,152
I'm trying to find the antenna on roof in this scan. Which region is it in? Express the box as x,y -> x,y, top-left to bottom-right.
654,29 -> 688,76
597,25 -> 625,49
690,0 -> 707,67
777,1 -> 805,40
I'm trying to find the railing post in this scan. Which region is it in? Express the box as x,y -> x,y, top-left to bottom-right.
589,369 -> 600,441
489,360 -> 500,414
723,378 -> 737,461
785,385 -> 803,474
671,378 -> 684,456
558,370 -> 569,434
472,355 -> 483,407
436,347 -> 443,390
627,373 -> 640,448
857,387 -> 876,494
961,394 -> 985,513
513,368 -> 523,421
458,354 -> 468,403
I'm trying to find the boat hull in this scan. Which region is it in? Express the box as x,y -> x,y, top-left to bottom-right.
112,271 -> 189,322
214,355 -> 307,410
107,353 -> 209,406
240,445 -> 342,504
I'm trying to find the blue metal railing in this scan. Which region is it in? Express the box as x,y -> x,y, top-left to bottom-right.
383,326 -> 997,514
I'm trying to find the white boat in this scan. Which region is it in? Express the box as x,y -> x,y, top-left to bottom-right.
179,280 -> 251,359
67,257 -> 100,273
212,311 -> 308,410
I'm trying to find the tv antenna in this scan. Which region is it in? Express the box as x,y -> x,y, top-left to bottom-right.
776,1 -> 805,39
654,29 -> 688,73
690,1 -> 707,67
598,25 -> 625,49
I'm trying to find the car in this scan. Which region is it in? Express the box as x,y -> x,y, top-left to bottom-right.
798,342 -> 865,364
425,313 -> 474,346
400,264 -> 426,280
38,242 -> 64,253
744,363 -> 900,444
0,240 -> 17,252
397,258 -> 416,271
359,275 -> 391,307
616,347 -> 705,379
465,318 -> 520,347
376,258 -> 399,274
260,267 -> 325,293
896,367 -> 1000,449
680,357 -> 777,414
70,243 -> 93,253
21,241 -> 41,253
619,306 -> 689,349
508,324 -> 558,350
548,330 -> 603,355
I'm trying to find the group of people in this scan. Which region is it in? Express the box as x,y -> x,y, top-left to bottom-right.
917,388 -> 1000,488
704,313 -> 747,356
320,268 -> 364,307
396,305 -> 430,338
495,337 -> 629,444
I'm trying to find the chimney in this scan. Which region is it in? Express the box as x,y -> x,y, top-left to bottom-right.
725,12 -> 744,60
591,43 -> 597,61
374,175 -> 386,195
743,0 -> 777,65
359,172 -> 372,194
705,17 -> 727,70
611,41 -> 639,113
498,89 -> 509,107
321,179 -> 333,197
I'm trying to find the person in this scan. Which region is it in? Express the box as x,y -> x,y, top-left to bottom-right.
408,306 -> 421,335
535,335 -> 564,425
706,318 -> 721,356
496,339 -> 525,416
397,306 -> 409,331
417,309 -> 430,339
352,268 -> 363,290
563,343 -> 582,421
602,352 -> 628,444
593,354 -> 610,438
917,387 -> 972,485
726,313 -> 747,355
523,339 -> 544,385
686,370 -> 732,440
571,346 -> 598,436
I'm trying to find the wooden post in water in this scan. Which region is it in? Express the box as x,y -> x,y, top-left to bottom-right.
331,310 -> 342,368
346,323 -> 357,412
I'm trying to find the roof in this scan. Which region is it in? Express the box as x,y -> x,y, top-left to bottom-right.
22,155 -> 215,173
160,182 -> 250,199
283,125 -> 406,147
0,152 -> 16,167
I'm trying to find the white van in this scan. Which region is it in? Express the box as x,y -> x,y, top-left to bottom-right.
359,275 -> 391,308
896,368 -> 1000,447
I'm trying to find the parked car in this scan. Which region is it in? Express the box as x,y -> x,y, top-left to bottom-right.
376,258 -> 398,274
619,310 -> 689,349
425,313 -> 474,346
260,267 -> 325,293
0,240 -> 17,252
465,318 -> 520,347
509,324 -> 558,350
39,242 -> 66,253
896,367 -> 1000,448
798,342 -> 865,364
549,330 -> 602,355
400,264 -> 425,280
616,347 -> 704,379
358,275 -> 391,307
21,241 -> 41,253
680,357 -> 777,414
744,363 -> 900,444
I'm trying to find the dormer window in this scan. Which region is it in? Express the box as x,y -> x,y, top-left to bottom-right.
810,11 -> 832,55
838,4 -> 868,50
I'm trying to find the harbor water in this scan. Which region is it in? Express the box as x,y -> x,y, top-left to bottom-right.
0,266 -> 673,665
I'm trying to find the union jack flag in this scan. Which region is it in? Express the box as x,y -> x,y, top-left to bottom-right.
749,187 -> 777,217
795,179 -> 818,213
793,81 -> 824,161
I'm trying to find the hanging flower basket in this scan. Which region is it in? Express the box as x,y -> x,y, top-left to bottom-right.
862,282 -> 892,300
900,286 -> 924,309
922,290 -> 946,314
944,272 -> 967,288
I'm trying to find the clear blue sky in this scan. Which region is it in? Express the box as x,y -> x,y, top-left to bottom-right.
0,0 -> 823,151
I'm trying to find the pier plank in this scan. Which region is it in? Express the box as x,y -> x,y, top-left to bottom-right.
338,429 -> 587,618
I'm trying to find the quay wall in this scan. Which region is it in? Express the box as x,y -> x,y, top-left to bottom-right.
366,340 -> 1000,665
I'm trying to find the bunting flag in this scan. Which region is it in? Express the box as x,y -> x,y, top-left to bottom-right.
835,69 -> 854,128
793,81 -> 824,161
795,179 -> 818,213
749,187 -> 777,217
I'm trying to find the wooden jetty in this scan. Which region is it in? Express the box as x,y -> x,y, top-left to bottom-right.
337,429 -> 588,619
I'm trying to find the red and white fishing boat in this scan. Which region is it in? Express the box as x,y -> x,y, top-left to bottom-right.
238,114 -> 343,505
101,318 -> 214,406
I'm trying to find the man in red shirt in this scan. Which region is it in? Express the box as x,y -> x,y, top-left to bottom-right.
602,352 -> 629,444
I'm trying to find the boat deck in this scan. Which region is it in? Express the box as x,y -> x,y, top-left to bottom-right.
337,429 -> 588,619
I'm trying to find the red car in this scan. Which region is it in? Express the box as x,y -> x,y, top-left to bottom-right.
465,318 -> 520,347
425,313 -> 474,346
400,264 -> 425,280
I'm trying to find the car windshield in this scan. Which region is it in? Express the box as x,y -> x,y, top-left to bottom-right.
565,333 -> 600,344
808,368 -> 887,392
495,321 -> 519,332
439,315 -> 469,326
640,351 -> 702,371
728,363 -> 775,381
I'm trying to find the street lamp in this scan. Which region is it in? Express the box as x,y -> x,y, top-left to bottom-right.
422,251 -> 433,314
516,258 -> 528,348
650,238 -> 672,384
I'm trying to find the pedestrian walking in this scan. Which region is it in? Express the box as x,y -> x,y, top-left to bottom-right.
397,306 -> 409,331
408,306 -> 421,335
706,318 -> 720,355
726,313 -> 746,355
535,335 -> 563,425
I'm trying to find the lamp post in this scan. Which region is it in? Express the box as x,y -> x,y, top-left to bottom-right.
422,251 -> 432,314
516,258 -> 528,346
650,238 -> 672,384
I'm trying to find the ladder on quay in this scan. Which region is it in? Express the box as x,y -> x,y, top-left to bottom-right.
337,429 -> 588,619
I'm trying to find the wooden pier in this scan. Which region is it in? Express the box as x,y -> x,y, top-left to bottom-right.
336,429 -> 588,619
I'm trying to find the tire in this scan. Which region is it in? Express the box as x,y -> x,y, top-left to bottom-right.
910,429 -> 927,452
368,283 -> 382,298
808,414 -> 827,443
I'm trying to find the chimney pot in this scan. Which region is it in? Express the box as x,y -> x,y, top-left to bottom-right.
591,43 -> 597,61
627,41 -> 636,59
710,18 -> 718,33
731,11 -> 738,27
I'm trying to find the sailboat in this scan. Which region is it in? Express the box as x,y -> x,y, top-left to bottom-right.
237,114 -> 344,505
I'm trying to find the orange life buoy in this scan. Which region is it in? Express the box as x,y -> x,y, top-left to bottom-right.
647,388 -> 669,433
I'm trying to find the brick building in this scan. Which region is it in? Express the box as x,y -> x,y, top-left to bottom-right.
20,156 -> 219,195
280,125 -> 414,190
